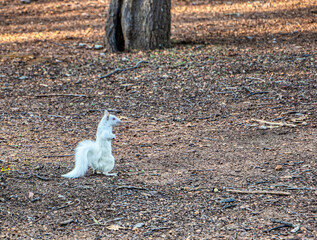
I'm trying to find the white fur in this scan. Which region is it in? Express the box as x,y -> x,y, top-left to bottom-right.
62,110 -> 121,178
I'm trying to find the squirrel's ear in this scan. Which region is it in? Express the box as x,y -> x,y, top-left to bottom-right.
104,110 -> 110,120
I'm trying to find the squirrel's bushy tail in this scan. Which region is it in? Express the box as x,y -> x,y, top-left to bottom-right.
62,140 -> 96,178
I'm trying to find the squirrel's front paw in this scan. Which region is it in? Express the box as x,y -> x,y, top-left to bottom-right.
104,172 -> 117,176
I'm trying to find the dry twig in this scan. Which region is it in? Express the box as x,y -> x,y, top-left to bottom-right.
59,219 -> 74,226
270,219 -> 294,227
251,118 -> 297,128
99,60 -> 148,79
51,198 -> 81,210
226,189 -> 291,196
43,154 -> 73,158
35,174 -> 50,181
115,185 -> 150,191
34,94 -> 87,98
242,86 -> 269,96
264,219 -> 300,233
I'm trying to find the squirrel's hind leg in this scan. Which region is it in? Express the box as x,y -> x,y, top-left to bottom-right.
103,172 -> 117,176
92,169 -> 105,175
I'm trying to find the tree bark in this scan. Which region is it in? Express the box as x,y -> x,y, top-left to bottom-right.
104,0 -> 171,52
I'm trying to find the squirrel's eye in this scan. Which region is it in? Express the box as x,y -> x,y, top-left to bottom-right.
112,117 -> 116,120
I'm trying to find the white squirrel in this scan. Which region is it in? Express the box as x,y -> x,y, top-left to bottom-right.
62,110 -> 121,178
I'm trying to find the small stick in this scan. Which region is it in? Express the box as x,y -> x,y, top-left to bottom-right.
34,213 -> 47,223
264,219 -> 297,232
30,197 -> 41,202
242,86 -> 269,96
51,199 -> 81,210
270,219 -> 294,227
245,77 -> 265,82
47,115 -> 65,118
222,204 -> 237,209
274,184 -> 316,191
265,225 -> 288,232
286,187 -> 316,191
99,60 -> 148,79
242,86 -> 253,94
226,189 -> 291,196
59,219 -> 74,226
35,174 -> 50,181
58,181 -> 67,187
34,94 -> 87,98
99,68 -> 122,79
107,109 -> 122,113
115,185 -> 150,191
251,118 -> 297,128
43,154 -> 73,158
255,181 -> 271,185
249,91 -> 269,96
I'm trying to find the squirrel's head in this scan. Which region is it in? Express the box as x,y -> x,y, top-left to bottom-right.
103,110 -> 121,127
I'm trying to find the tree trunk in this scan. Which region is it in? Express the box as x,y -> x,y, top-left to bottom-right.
104,0 -> 171,52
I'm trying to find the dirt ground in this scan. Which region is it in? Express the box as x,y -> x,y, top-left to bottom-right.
0,0 -> 316,239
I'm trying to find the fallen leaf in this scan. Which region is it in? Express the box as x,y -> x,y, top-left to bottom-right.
275,165 -> 283,171
28,192 -> 34,199
106,224 -> 124,231
1,166 -> 11,172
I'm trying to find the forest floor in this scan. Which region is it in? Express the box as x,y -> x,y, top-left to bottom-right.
0,0 -> 316,239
